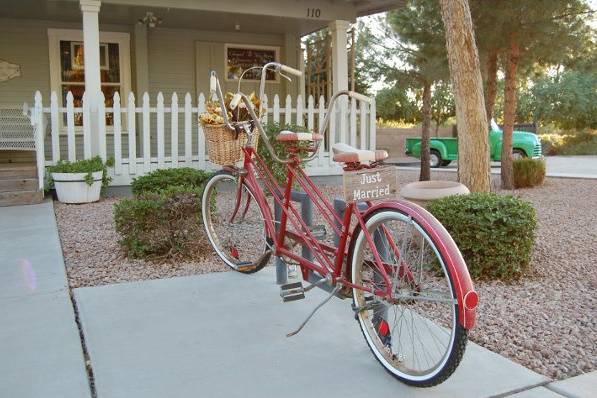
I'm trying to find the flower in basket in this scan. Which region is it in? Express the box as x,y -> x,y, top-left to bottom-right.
199,92 -> 262,126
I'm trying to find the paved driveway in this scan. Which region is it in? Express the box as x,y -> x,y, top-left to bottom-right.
75,268 -> 549,398
389,156 -> 597,179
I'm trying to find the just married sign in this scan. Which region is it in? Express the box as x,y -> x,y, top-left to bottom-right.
342,167 -> 398,203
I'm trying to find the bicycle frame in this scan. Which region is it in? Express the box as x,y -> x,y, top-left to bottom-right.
209,64 -> 477,329
225,145 -> 398,298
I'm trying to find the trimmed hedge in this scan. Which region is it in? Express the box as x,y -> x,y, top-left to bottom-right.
131,167 -> 211,196
427,193 -> 537,280
513,158 -> 546,188
114,168 -> 212,260
114,185 -> 209,259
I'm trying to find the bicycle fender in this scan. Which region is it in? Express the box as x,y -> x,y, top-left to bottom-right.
362,200 -> 478,330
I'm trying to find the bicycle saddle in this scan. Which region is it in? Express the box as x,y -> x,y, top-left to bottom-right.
332,143 -> 388,163
276,130 -> 324,142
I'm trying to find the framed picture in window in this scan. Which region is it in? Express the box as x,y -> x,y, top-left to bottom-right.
70,42 -> 109,70
225,44 -> 279,82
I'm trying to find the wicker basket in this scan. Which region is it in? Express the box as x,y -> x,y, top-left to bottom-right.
201,123 -> 259,166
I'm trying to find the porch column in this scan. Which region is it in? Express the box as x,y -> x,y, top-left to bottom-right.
328,20 -> 350,94
283,32 -> 301,99
134,24 -> 149,95
329,20 -> 350,146
80,0 -> 102,156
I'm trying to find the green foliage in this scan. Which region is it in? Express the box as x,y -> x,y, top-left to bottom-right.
539,129 -> 597,155
513,158 -> 546,188
47,156 -> 113,191
257,123 -> 308,186
131,167 -> 211,196
531,70 -> 597,130
376,86 -> 420,123
114,185 -> 208,259
427,193 -> 537,280
115,168 -> 212,260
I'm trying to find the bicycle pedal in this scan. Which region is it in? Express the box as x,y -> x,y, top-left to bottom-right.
280,281 -> 305,302
237,249 -> 272,272
309,225 -> 327,241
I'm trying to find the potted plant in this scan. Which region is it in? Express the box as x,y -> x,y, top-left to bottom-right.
47,156 -> 113,204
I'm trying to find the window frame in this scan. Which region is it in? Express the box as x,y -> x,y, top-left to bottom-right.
47,29 -> 131,135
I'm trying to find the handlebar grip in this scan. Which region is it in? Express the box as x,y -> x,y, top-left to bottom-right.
348,91 -> 371,103
280,64 -> 302,77
209,71 -> 217,93
230,93 -> 242,110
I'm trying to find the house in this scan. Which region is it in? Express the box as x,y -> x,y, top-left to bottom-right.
0,0 -> 398,204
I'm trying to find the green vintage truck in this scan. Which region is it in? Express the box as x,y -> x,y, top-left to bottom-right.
405,120 -> 542,167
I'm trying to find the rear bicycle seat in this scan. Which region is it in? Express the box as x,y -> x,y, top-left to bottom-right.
332,143 -> 388,164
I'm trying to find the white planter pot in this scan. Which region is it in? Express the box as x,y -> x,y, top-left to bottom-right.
52,171 -> 103,204
400,180 -> 470,208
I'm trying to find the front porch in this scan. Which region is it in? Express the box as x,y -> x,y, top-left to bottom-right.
0,0 -> 392,189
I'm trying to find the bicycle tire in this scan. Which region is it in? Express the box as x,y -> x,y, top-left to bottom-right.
349,206 -> 468,387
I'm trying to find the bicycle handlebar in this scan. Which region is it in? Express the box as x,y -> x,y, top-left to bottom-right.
208,64 -> 372,165
280,64 -> 302,77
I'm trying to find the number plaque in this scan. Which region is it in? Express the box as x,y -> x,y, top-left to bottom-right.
342,167 -> 398,203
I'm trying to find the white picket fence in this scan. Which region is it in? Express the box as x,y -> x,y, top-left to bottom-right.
30,90 -> 376,186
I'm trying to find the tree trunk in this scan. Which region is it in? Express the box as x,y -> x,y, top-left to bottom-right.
420,81 -> 432,181
501,34 -> 520,190
485,48 -> 498,123
439,0 -> 490,192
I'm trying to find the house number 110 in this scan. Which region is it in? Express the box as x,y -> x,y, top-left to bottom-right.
307,8 -> 321,18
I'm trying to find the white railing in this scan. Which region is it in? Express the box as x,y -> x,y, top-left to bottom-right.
31,90 -> 376,186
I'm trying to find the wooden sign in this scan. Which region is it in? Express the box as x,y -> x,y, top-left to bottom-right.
225,44 -> 279,82
343,167 -> 398,203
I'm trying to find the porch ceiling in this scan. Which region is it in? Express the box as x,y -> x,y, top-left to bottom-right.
0,0 -> 403,36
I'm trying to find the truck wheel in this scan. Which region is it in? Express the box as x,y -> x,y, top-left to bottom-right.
512,149 -> 526,160
430,150 -> 442,168
441,160 -> 452,167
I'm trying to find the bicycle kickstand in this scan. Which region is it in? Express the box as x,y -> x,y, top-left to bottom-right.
286,284 -> 342,338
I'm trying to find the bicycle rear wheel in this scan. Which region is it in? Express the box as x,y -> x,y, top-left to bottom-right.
350,207 -> 467,387
202,170 -> 271,273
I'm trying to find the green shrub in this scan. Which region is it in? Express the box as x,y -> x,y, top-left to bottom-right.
513,158 -> 546,188
258,123 -> 309,185
427,193 -> 537,280
131,167 -> 211,196
537,133 -> 563,156
538,129 -> 597,156
47,156 -> 113,191
114,185 -> 208,259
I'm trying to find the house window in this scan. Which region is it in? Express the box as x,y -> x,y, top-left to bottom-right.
59,41 -> 121,125
48,29 -> 131,131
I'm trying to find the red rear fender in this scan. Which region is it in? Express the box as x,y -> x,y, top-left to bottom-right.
362,200 -> 477,329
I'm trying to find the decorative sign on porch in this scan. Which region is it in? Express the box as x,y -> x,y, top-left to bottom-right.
225,44 -> 279,82
343,167 -> 398,203
0,59 -> 21,82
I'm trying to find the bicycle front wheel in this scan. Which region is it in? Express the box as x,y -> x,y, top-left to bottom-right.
350,207 -> 467,387
202,170 -> 271,273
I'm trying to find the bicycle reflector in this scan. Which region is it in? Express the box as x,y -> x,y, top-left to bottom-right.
463,291 -> 479,311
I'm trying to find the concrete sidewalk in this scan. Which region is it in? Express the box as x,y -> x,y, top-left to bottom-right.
0,201 -> 91,398
76,268 -> 550,398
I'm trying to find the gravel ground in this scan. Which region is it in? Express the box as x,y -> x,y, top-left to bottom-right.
54,170 -> 596,380
54,198 -> 228,288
